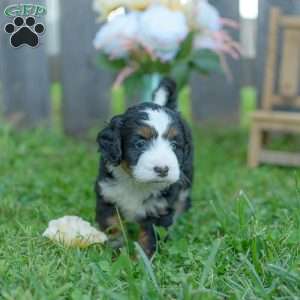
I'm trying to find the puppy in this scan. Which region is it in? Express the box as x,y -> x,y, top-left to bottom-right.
95,78 -> 193,257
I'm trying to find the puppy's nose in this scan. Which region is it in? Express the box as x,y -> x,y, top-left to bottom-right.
154,166 -> 169,177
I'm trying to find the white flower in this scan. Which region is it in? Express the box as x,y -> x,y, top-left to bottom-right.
93,0 -> 185,15
43,216 -> 108,248
125,0 -> 184,11
191,1 -> 222,52
125,0 -> 152,10
93,12 -> 140,58
159,0 -> 184,10
139,5 -> 188,61
195,0 -> 221,31
93,0 -> 123,18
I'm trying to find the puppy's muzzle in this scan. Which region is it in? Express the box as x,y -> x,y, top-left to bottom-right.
153,166 -> 169,178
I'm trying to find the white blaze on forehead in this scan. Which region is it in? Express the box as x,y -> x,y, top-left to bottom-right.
144,108 -> 171,136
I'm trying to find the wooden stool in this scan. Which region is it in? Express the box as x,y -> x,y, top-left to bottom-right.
248,7 -> 300,168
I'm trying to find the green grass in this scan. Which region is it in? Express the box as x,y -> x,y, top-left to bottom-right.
0,124 -> 300,299
240,87 -> 257,128
50,82 -> 63,131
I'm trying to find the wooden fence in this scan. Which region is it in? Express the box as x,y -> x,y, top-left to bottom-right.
0,0 -> 298,135
0,0 -> 111,135
0,0 -> 51,128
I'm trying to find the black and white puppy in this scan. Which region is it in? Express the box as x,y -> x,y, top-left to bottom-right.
95,78 -> 193,257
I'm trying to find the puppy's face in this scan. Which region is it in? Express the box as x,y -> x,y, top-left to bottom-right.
98,103 -> 186,184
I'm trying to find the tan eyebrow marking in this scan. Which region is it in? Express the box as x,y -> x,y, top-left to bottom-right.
164,126 -> 178,140
137,126 -> 157,140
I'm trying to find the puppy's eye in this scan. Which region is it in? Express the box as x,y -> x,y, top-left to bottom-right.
170,141 -> 177,151
134,140 -> 147,150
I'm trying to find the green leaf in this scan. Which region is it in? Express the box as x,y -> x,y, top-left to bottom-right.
171,63 -> 190,91
190,49 -> 221,75
123,71 -> 144,101
176,32 -> 194,61
96,53 -> 127,71
140,60 -> 171,75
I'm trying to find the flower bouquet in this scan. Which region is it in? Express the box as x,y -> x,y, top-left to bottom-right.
93,0 -> 239,114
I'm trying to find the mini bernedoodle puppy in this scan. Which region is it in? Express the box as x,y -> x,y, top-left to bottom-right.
95,78 -> 193,257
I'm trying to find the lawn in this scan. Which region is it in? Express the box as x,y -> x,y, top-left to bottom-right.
0,124 -> 300,299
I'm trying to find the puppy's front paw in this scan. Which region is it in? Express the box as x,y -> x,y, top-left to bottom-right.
107,236 -> 124,250
156,214 -> 174,228
138,226 -> 156,258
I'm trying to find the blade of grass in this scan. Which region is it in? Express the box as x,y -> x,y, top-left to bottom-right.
116,208 -> 130,255
267,264 -> 300,286
241,255 -> 267,297
199,239 -> 222,288
134,242 -> 160,294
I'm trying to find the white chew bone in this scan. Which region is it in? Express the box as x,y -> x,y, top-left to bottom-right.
43,216 -> 108,247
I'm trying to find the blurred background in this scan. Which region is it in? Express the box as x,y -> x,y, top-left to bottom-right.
0,0 -> 299,138
1,3 -> 300,297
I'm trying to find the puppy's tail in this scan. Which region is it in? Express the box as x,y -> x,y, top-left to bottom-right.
152,77 -> 177,110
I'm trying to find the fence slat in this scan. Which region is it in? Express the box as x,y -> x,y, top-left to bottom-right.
60,0 -> 112,135
191,0 -> 240,123
0,0 -> 50,127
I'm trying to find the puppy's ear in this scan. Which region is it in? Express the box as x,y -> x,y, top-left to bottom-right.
97,116 -> 123,166
181,119 -> 193,165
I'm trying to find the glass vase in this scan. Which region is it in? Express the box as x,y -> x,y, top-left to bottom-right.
111,73 -> 193,123
139,73 -> 162,102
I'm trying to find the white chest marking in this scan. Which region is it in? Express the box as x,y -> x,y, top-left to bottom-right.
99,166 -> 168,220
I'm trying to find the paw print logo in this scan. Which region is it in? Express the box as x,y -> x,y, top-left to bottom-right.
4,16 -> 45,48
